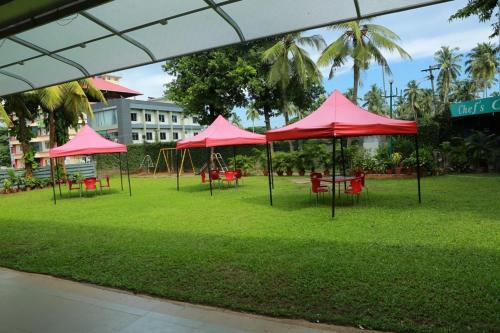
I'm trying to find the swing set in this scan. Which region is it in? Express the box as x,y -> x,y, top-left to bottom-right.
153,148 -> 195,176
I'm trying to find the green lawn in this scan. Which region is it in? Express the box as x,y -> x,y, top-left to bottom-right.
0,174 -> 499,332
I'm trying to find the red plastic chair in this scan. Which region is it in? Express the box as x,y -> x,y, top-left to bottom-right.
344,178 -> 363,203
67,180 -> 81,197
310,172 -> 322,179
209,169 -> 221,188
99,176 -> 111,193
234,169 -> 242,186
83,177 -> 97,195
222,171 -> 236,188
311,178 -> 329,204
309,172 -> 327,196
355,170 -> 368,197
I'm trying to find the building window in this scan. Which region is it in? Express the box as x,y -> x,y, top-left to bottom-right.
145,113 -> 152,122
193,132 -> 198,136
146,132 -> 153,141
172,115 -> 178,123
160,132 -> 166,140
173,132 -> 179,140
132,132 -> 139,141
159,114 -> 165,123
130,113 -> 137,121
193,117 -> 199,124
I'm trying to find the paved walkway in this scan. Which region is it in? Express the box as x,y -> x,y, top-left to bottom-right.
0,267 -> 381,333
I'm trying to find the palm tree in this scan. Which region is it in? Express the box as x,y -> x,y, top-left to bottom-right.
230,112 -> 243,128
435,46 -> 462,104
362,84 -> 387,115
262,33 -> 324,126
450,79 -> 478,102
317,20 -> 411,104
404,80 -> 421,120
465,42 -> 499,97
245,106 -> 260,132
344,88 -> 361,104
287,102 -> 309,121
0,99 -> 12,127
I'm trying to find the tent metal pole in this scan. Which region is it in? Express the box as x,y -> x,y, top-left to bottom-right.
332,137 -> 336,218
269,146 -> 274,189
57,159 -> 62,198
50,158 -> 56,205
176,149 -> 179,191
126,152 -> 131,196
340,138 -> 346,190
232,145 -> 236,170
119,152 -> 123,191
415,135 -> 421,203
266,143 -> 273,206
207,148 -> 213,196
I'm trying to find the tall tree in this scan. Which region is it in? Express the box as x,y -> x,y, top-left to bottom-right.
318,20 -> 411,104
230,112 -> 243,128
0,126 -> 10,167
435,46 -> 462,104
404,80 -> 421,120
362,84 -> 387,115
262,33 -> 324,127
450,79 -> 478,102
450,0 -> 499,37
245,106 -> 260,132
465,42 -> 499,97
163,47 -> 255,125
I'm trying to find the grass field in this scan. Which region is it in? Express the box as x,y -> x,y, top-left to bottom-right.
0,174 -> 498,332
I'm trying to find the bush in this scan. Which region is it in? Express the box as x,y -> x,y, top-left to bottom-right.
227,155 -> 255,175
272,152 -> 288,175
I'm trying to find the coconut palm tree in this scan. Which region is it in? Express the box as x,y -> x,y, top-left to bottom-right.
465,42 -> 499,97
435,46 -> 462,104
262,33 -> 324,126
317,20 -> 411,104
450,79 -> 478,102
0,99 -> 12,127
362,84 -> 387,115
230,112 -> 243,128
404,80 -> 421,120
245,106 -> 260,132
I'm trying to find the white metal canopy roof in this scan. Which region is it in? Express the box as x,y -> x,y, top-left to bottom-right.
0,0 -> 450,97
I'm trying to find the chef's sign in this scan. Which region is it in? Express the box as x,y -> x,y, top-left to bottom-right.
450,96 -> 500,118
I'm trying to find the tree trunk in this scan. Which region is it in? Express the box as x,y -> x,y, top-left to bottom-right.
281,86 -> 294,152
353,64 -> 360,105
17,116 -> 33,177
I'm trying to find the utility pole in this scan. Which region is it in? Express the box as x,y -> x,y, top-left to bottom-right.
384,79 -> 398,154
420,65 -> 440,114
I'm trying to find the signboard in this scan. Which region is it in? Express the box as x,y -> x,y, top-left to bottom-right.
450,96 -> 500,118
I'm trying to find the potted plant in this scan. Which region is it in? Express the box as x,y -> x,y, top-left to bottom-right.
294,151 -> 306,176
402,156 -> 416,175
391,152 -> 403,175
284,153 -> 295,176
272,152 -> 287,176
2,179 -> 12,194
25,176 -> 37,191
254,150 -> 269,176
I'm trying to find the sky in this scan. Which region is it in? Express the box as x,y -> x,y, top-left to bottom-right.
115,0 -> 497,128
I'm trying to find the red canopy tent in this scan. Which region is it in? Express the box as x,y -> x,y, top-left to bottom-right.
265,90 -> 420,217
176,115 -> 266,195
48,125 -> 131,203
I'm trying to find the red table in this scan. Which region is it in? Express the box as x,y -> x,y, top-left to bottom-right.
320,176 -> 356,197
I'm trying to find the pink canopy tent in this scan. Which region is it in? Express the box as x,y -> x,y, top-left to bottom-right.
175,115 -> 266,196
265,90 -> 421,217
266,90 -> 417,140
176,115 -> 266,149
48,125 -> 131,203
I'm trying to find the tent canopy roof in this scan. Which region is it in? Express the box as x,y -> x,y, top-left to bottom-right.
266,90 -> 417,141
0,0 -> 450,97
176,115 -> 266,149
49,124 -> 127,157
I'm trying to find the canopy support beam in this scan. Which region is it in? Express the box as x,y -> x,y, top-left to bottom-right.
340,138 -> 346,190
207,148 -> 213,196
415,135 -> 421,203
204,0 -> 245,42
266,143 -> 273,206
50,158 -> 56,205
126,152 -> 131,196
332,137 -> 336,218
119,152 -> 123,191
176,149 -> 180,191
0,69 -> 35,89
80,12 -> 157,62
8,36 -> 90,77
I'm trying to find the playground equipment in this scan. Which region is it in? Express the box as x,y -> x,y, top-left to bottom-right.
198,152 -> 228,174
139,155 -> 154,174
153,148 -> 195,176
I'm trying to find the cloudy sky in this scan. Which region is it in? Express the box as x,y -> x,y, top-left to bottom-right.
115,0 -> 496,127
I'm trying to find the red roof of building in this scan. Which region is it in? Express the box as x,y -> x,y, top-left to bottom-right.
91,77 -> 142,97
266,90 -> 417,141
176,115 -> 266,149
49,125 -> 127,158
